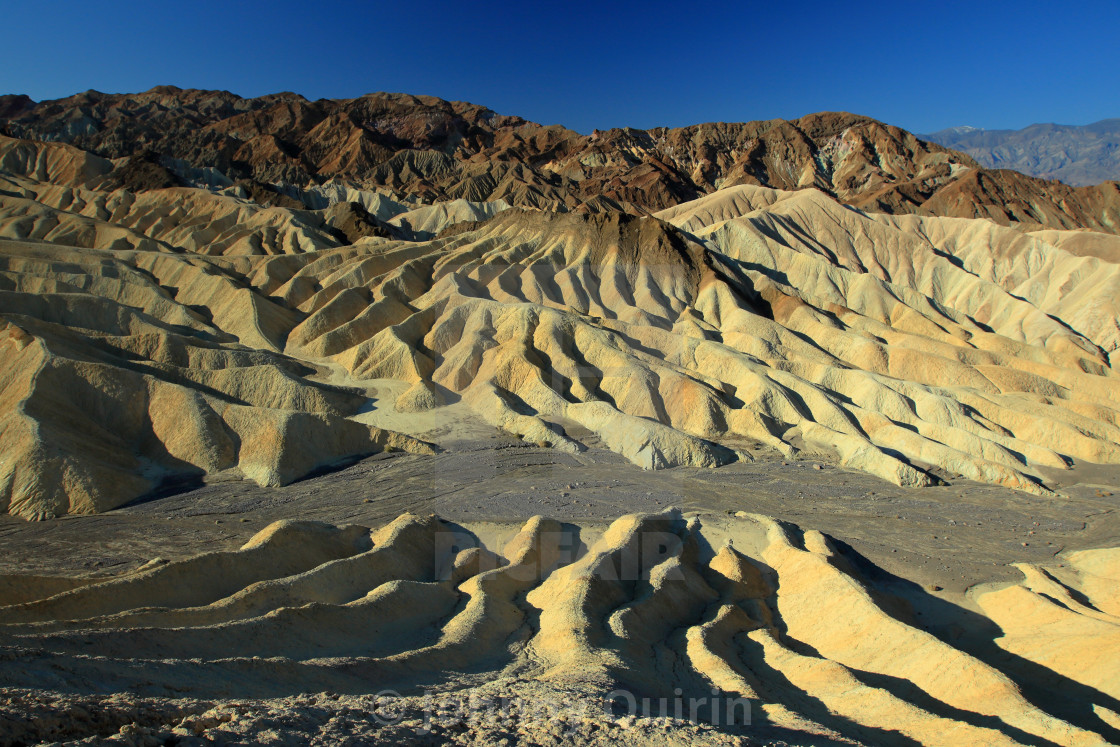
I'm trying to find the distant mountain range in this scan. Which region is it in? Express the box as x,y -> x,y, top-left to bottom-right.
3,87 -> 1120,234
924,119 -> 1120,186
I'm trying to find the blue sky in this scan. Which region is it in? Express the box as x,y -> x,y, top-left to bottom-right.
3,0 -> 1118,135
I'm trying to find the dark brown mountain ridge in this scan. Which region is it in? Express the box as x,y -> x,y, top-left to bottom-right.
3,85 -> 1119,234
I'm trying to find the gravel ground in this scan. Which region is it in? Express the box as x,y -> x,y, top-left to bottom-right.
0,683 -> 835,746
0,429 -> 1116,596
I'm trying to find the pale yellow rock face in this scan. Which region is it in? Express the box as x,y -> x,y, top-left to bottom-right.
2,510 -> 1116,746
976,553 -> 1120,702
3,136 -> 1120,517
0,139 -> 438,519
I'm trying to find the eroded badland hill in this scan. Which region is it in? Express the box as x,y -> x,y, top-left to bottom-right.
0,88 -> 1117,746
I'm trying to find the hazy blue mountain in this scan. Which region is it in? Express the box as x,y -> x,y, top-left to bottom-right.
924,119 -> 1120,186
